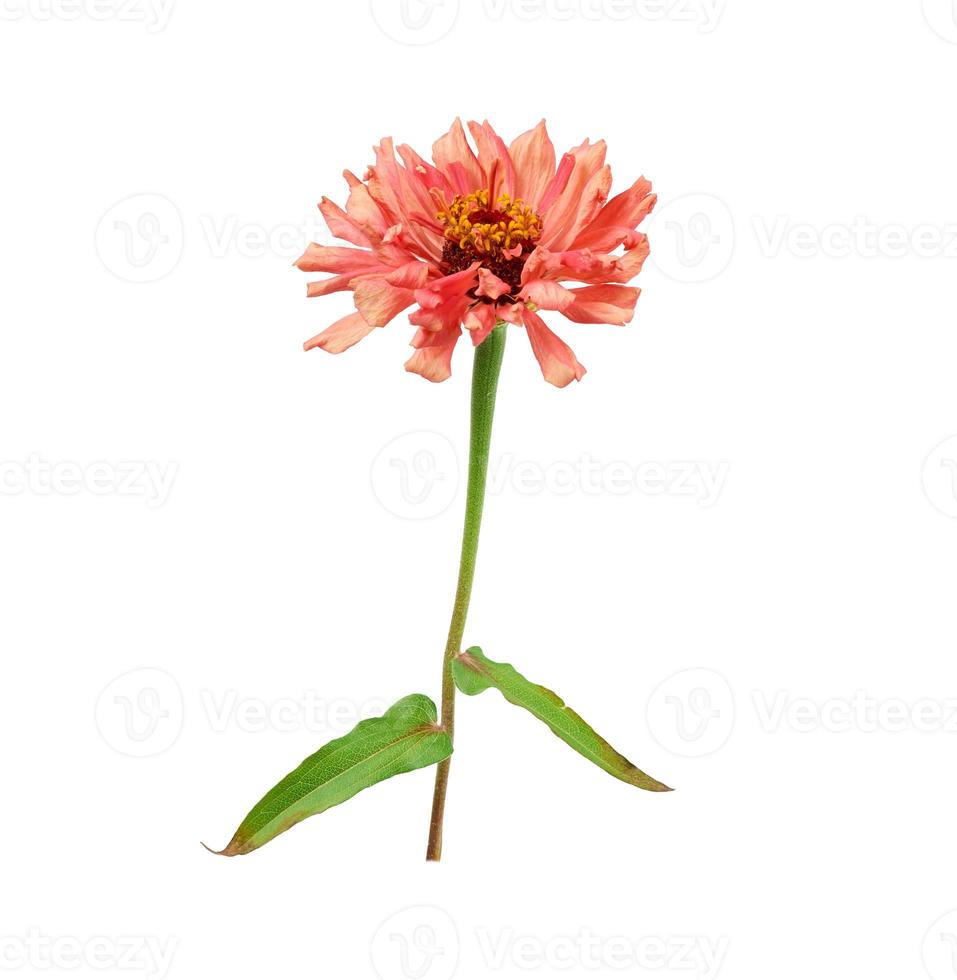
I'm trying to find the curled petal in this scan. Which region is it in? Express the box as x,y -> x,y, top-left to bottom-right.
304,312 -> 375,354
405,319 -> 463,382
463,302 -> 498,345
413,262 -> 480,311
476,267 -> 512,301
521,308 -> 586,388
522,237 -> 649,286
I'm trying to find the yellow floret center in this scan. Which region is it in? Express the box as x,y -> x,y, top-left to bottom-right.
437,189 -> 542,258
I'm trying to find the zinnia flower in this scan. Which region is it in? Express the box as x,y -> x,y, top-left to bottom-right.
296,119 -> 655,388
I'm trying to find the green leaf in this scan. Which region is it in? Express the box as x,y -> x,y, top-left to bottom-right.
209,694 -> 452,856
452,647 -> 671,793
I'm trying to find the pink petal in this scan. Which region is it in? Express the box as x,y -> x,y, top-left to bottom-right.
295,244 -> 386,275
413,262 -> 480,311
537,152 -> 574,215
463,302 -> 498,345
396,143 -> 455,201
570,177 -> 656,252
518,279 -> 575,311
545,164 -> 612,252
353,279 -> 416,328
404,316 -> 464,382
476,267 -> 512,301
563,285 -> 640,325
303,311 -> 375,354
539,140 -> 608,250
521,308 -> 586,388
386,260 -> 430,290
467,120 -> 516,198
521,237 -> 649,286
306,274 -> 356,298
432,118 -> 484,195
319,197 -> 370,248
508,120 -> 556,211
343,170 -> 389,243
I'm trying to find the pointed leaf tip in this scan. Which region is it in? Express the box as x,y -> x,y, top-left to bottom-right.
453,647 -> 672,793
209,694 -> 452,857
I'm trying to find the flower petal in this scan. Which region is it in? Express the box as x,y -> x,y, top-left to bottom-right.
476,267 -> 512,301
432,118 -> 484,195
467,120 -> 516,198
508,120 -> 556,211
539,140 -> 609,250
404,314 -> 464,382
537,152 -> 574,216
319,196 -> 371,248
463,302 -> 498,345
518,279 -> 575,311
353,280 -> 417,328
295,243 -> 385,275
521,308 -> 586,388
304,312 -> 375,354
570,177 -> 656,252
563,285 -> 640,325
343,170 -> 389,243
413,262 -> 480,311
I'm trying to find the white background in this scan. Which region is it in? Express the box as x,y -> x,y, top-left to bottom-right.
2,1 -> 957,979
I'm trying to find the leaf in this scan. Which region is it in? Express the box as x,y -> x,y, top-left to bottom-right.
209,694 -> 452,856
452,647 -> 671,793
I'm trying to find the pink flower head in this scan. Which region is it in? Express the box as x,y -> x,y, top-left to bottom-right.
297,120 -> 655,387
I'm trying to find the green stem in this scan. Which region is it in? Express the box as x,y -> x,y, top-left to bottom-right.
426,321 -> 507,862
